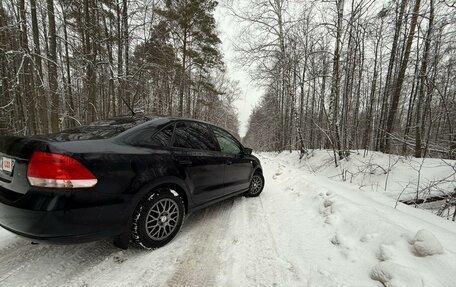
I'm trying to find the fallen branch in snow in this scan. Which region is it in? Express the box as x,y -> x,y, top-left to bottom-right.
370,163 -> 388,174
437,196 -> 456,221
395,182 -> 414,209
396,158 -> 456,220
399,192 -> 456,205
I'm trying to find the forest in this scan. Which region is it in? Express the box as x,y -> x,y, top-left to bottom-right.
0,0 -> 240,138
0,2 -> 456,284
239,0 -> 456,162
1,0 -> 455,163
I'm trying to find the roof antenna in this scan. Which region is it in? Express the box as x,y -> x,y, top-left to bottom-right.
119,95 -> 135,116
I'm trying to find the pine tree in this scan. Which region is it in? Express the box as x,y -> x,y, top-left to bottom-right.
156,0 -> 222,117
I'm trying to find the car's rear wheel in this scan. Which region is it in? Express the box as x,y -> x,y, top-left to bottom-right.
245,173 -> 264,197
132,188 -> 185,249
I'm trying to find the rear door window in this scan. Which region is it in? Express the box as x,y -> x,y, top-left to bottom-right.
128,124 -> 174,147
150,124 -> 175,146
173,122 -> 218,151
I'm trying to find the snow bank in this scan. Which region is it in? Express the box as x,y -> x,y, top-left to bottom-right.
256,152 -> 456,287
370,230 -> 446,286
412,229 -> 444,256
266,150 -> 456,215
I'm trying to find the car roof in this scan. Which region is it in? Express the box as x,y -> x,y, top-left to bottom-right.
38,114 -> 233,142
164,116 -> 212,125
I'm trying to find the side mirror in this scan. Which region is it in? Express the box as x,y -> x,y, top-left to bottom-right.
243,147 -> 253,155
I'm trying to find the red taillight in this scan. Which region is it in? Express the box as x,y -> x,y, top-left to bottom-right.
27,152 -> 97,188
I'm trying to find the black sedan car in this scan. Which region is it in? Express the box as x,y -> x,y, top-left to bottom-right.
0,116 -> 264,249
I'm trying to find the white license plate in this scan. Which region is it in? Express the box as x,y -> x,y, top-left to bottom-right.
2,157 -> 14,173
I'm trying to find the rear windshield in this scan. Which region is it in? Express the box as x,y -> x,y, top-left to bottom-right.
37,115 -> 156,141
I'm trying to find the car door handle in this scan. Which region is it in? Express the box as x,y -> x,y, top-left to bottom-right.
178,159 -> 192,165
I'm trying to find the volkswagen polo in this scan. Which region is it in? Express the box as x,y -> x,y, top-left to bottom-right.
0,115 -> 264,249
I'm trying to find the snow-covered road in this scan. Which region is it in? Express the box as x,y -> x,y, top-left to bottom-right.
0,153 -> 455,287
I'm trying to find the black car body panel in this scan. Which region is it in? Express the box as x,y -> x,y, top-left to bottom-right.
0,116 -> 262,243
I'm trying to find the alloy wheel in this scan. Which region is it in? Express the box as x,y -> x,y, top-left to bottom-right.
145,198 -> 180,241
250,175 -> 263,195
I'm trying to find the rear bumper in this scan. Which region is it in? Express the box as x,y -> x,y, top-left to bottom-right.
0,200 -> 127,243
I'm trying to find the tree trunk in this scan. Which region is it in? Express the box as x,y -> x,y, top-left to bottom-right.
364,19 -> 382,151
85,0 -> 97,123
384,0 -> 421,153
328,0 -> 344,161
377,0 -> 408,151
415,0 -> 434,157
47,0 -> 59,132
30,0 -> 48,133
122,0 -> 130,112
180,28 -> 187,117
18,0 -> 37,134
60,0 -> 75,127
116,0 -> 123,116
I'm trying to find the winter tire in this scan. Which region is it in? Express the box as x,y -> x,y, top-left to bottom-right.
132,188 -> 185,249
245,173 -> 264,197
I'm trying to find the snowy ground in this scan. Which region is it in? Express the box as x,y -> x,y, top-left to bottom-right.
286,149 -> 456,201
281,149 -> 456,218
0,152 -> 455,286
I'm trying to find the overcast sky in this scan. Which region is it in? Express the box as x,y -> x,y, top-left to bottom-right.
214,5 -> 264,138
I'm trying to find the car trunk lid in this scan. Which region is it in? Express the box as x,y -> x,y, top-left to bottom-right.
0,136 -> 49,195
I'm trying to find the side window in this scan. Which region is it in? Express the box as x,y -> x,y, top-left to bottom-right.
173,122 -> 218,151
150,124 -> 174,146
212,127 -> 242,155
129,124 -> 174,147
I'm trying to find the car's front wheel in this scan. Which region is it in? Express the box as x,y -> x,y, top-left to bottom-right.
132,188 -> 185,249
245,173 -> 264,197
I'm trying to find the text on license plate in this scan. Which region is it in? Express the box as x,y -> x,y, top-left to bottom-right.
1,157 -> 14,173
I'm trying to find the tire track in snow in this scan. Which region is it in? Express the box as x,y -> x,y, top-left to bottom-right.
242,198 -> 298,286
217,182 -> 304,287
63,199 -> 238,286
0,239 -> 118,287
164,198 -> 236,287
258,194 -> 305,284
